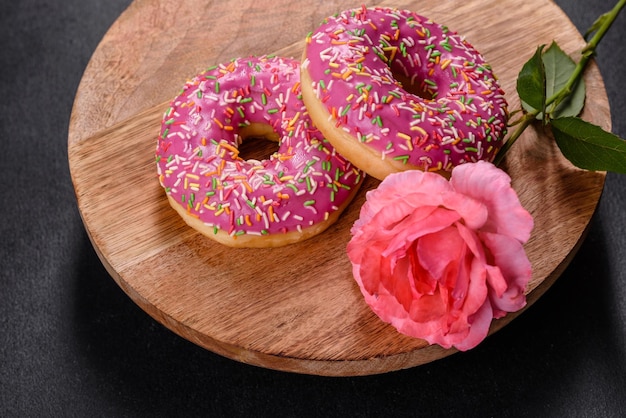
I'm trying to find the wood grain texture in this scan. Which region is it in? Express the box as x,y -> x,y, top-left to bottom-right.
68,0 -> 608,375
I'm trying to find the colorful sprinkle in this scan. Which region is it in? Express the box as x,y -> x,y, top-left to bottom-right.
303,6 -> 508,174
155,56 -> 363,243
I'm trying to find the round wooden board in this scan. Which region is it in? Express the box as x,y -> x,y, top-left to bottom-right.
68,0 -> 609,376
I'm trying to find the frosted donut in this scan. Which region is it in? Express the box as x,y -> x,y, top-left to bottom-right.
156,56 -> 363,248
301,6 -> 508,179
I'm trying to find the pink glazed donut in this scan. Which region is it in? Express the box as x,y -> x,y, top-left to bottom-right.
301,6 -> 508,179
156,56 -> 363,248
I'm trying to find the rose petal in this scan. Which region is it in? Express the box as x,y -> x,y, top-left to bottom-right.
480,231 -> 532,314
407,291 -> 448,326
451,161 -> 533,243
452,223 -> 489,315
354,170 -> 451,227
417,226 -> 464,280
354,239 -> 389,295
387,250 -> 418,311
485,265 -> 508,298
383,206 -> 460,259
440,190 -> 488,231
368,170 -> 452,205
452,298 -> 493,351
348,162 -> 534,352
460,254 -> 489,322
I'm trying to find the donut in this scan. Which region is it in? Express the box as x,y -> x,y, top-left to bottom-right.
301,6 -> 508,179
156,56 -> 363,248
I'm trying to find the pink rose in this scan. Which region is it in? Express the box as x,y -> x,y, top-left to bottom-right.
347,161 -> 533,351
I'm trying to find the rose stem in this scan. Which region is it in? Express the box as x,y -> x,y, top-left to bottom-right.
493,0 -> 626,167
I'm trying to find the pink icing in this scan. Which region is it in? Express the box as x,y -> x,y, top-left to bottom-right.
156,56 -> 362,238
302,6 -> 508,172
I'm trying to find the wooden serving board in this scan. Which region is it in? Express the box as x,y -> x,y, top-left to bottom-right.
68,0 -> 609,376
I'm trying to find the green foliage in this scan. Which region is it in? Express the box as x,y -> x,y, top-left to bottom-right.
517,45 -> 546,114
496,0 -> 626,173
521,42 -> 586,119
552,117 -> 626,173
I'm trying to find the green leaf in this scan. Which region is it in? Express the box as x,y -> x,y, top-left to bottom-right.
551,117 -> 626,173
517,45 -> 546,114
522,42 -> 586,119
543,42 -> 586,118
584,11 -> 610,40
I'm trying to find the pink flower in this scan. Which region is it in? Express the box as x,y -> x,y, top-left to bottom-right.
347,161 -> 533,351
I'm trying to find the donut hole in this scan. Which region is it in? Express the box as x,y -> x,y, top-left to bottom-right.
382,48 -> 435,100
393,71 -> 435,101
237,123 -> 281,162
